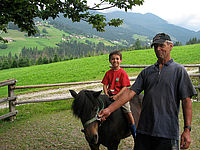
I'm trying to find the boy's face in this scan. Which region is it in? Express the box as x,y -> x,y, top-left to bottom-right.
109,54 -> 122,70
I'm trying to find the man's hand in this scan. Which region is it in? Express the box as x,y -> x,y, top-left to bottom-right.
181,97 -> 192,149
98,108 -> 111,121
180,129 -> 191,149
99,89 -> 136,122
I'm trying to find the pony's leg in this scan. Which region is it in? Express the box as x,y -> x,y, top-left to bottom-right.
89,144 -> 100,150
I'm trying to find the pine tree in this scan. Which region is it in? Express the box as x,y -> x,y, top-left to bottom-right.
11,59 -> 18,68
43,56 -> 49,64
1,59 -> 10,69
53,54 -> 59,62
36,56 -> 43,65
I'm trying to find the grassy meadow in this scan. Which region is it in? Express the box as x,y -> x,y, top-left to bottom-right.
0,26 -> 65,56
0,43 -> 200,98
0,96 -> 199,149
0,25 -> 118,56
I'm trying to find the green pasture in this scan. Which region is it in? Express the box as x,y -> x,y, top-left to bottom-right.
0,26 -> 119,56
0,26 -> 65,55
132,34 -> 149,42
0,44 -> 200,98
0,99 -> 199,149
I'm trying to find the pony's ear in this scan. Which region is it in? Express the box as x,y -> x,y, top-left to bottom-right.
93,90 -> 102,98
69,90 -> 78,98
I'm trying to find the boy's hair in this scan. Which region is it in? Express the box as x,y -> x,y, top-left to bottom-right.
109,50 -> 122,61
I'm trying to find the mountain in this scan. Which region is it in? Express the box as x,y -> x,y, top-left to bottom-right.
48,11 -> 200,45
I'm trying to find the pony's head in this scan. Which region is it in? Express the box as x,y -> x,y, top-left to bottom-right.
70,89 -> 103,144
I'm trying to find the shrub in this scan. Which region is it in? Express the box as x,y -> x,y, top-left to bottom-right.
0,44 -> 8,49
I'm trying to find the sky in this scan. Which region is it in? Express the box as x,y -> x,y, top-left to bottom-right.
87,0 -> 200,32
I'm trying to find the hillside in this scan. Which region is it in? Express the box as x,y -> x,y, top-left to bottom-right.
0,43 -> 200,98
0,24 -> 123,56
49,11 -> 200,44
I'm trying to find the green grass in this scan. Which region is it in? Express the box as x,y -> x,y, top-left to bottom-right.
0,26 -> 65,55
0,100 -> 199,150
132,34 -> 150,42
0,43 -> 200,98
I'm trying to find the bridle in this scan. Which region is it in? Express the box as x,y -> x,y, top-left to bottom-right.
83,97 -> 104,127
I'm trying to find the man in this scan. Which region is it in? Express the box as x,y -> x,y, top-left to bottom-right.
99,33 -> 197,150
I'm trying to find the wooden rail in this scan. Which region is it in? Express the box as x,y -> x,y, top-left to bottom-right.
0,96 -> 17,104
120,64 -> 200,68
0,111 -> 18,120
0,79 -> 17,87
15,97 -> 72,105
13,80 -> 101,90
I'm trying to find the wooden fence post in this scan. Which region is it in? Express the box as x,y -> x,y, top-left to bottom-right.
8,80 -> 17,121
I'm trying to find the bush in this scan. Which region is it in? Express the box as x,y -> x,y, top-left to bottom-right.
0,44 -> 8,49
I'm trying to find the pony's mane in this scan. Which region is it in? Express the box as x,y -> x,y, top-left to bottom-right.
72,90 -> 100,120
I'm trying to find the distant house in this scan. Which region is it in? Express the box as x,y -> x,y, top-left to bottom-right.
5,38 -> 13,42
112,41 -> 119,44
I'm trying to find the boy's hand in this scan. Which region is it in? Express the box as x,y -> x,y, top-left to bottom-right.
105,93 -> 109,97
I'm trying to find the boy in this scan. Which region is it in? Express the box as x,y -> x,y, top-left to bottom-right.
101,50 -> 136,140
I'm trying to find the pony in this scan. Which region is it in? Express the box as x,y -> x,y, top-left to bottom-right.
70,89 -> 143,150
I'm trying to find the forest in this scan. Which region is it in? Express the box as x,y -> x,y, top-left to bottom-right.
0,40 -> 123,70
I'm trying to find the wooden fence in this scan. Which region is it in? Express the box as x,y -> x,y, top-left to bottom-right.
0,79 -> 18,121
0,64 -> 200,121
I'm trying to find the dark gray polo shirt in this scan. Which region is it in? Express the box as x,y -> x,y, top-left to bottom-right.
131,59 -> 196,140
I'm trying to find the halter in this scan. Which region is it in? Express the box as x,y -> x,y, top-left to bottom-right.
83,97 -> 104,127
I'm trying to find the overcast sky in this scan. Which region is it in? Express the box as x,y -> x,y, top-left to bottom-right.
87,0 -> 200,32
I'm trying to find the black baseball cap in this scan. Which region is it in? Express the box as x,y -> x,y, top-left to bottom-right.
151,33 -> 171,47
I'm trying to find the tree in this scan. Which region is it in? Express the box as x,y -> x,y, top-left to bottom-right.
134,39 -> 142,50
174,41 -> 182,46
11,59 -> 18,68
1,59 -> 10,69
186,37 -> 199,45
18,57 -> 30,67
42,56 -> 49,64
42,28 -> 48,34
0,0 -> 144,42
53,54 -> 59,62
36,56 -> 43,65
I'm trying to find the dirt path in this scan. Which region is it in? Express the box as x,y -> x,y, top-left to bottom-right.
0,82 -> 103,109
